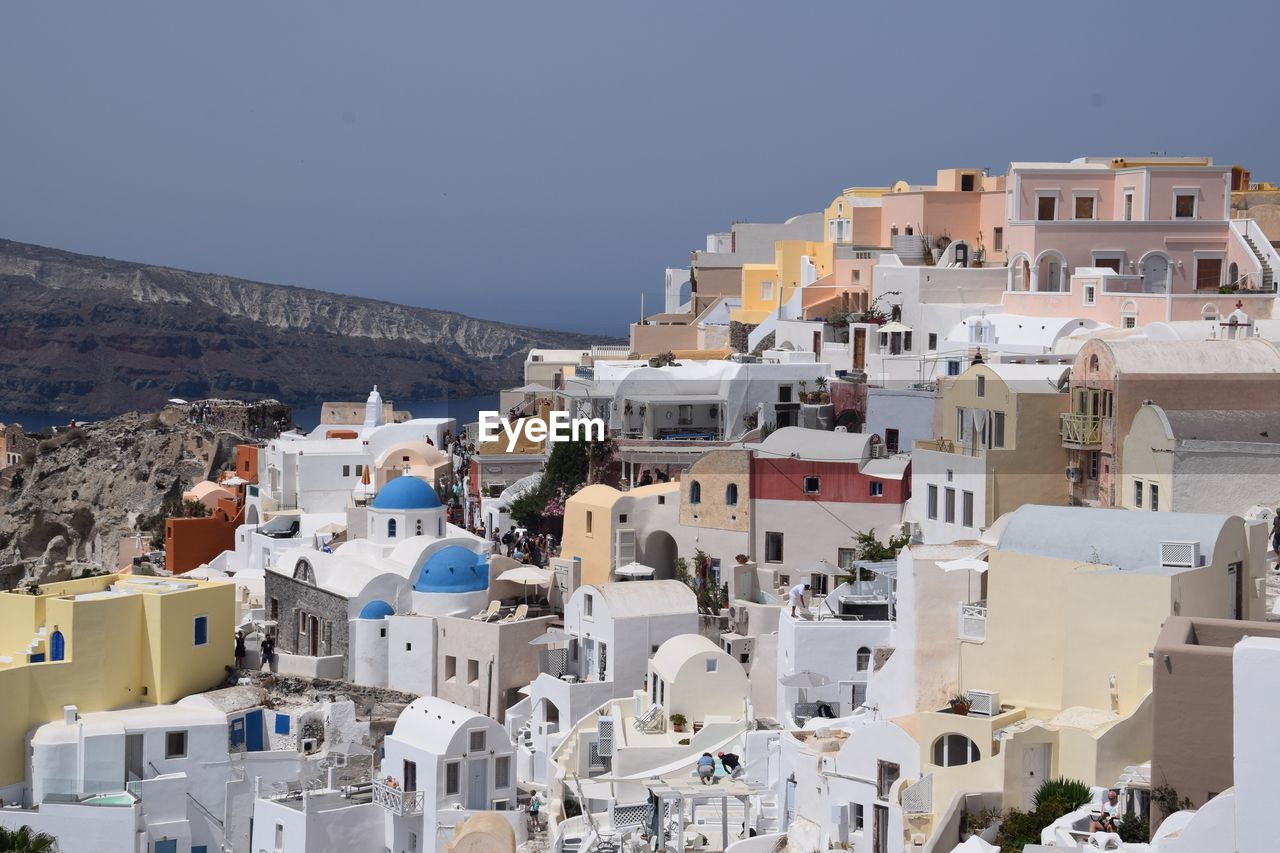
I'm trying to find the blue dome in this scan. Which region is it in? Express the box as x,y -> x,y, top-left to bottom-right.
358,599 -> 395,620
413,546 -> 489,594
372,477 -> 441,510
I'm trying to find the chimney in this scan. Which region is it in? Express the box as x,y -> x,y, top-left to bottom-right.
63,705 -> 79,725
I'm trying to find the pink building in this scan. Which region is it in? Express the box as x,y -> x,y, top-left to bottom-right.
1000,156 -> 1278,327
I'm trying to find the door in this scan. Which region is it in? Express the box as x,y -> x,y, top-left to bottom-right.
245,709 -> 265,752
873,804 -> 889,853
583,639 -> 594,680
1023,744 -> 1050,809
853,328 -> 866,369
1141,254 -> 1170,292
812,331 -> 822,357
1196,257 -> 1223,292
308,616 -> 319,656
1229,563 -> 1242,620
49,630 -> 65,662
154,841 -> 177,853
125,733 -> 144,783
467,757 -> 488,810
403,759 -> 418,792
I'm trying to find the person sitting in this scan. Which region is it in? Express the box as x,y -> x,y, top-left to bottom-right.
697,753 -> 716,785
1090,789 -> 1122,833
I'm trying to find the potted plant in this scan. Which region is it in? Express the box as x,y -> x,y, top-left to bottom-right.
670,713 -> 688,732
949,693 -> 973,716
961,807 -> 1002,842
814,376 -> 830,403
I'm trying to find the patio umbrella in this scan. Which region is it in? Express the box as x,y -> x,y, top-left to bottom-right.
614,561 -> 656,579
937,557 -> 988,573
780,671 -> 833,689
498,565 -> 552,604
528,628 -> 570,646
315,522 -> 347,535
220,476 -> 249,487
167,398 -> 189,405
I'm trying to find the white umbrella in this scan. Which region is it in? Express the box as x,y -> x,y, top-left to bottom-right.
315,522 -> 347,535
220,476 -> 249,487
498,565 -> 552,605
937,557 -> 988,573
805,560 -> 843,576
528,628 -> 570,646
614,561 -> 656,579
167,398 -> 189,405
780,670 -> 833,689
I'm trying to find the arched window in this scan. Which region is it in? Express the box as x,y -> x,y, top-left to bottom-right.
856,647 -> 871,671
690,481 -> 702,504
932,733 -> 981,767
1088,354 -> 1100,373
1202,303 -> 1219,321
50,630 -> 65,662
725,484 -> 738,506
387,518 -> 397,538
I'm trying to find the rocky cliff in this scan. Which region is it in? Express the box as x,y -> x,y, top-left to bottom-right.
0,239 -> 603,417
0,407 -> 243,588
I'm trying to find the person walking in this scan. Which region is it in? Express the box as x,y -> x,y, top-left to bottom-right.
234,631 -> 247,670
260,634 -> 276,671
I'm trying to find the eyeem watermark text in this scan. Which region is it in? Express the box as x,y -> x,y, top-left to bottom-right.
477,411 -> 605,452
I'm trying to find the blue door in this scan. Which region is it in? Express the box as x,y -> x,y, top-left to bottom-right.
245,709 -> 264,752
154,840 -> 177,853
50,631 -> 65,662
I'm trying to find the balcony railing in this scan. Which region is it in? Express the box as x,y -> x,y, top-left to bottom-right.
1060,413 -> 1105,447
915,438 -> 978,456
372,781 -> 424,815
958,601 -> 987,642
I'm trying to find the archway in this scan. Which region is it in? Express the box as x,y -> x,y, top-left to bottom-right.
835,410 -> 863,432
1140,252 -> 1171,293
1008,254 -> 1031,292
246,505 -> 260,526
641,530 -> 678,581
1033,251 -> 1067,292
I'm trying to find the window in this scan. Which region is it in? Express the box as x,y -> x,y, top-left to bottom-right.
584,594 -> 594,617
355,464 -> 363,476
1195,257 -> 1223,291
962,491 -> 974,527
992,227 -> 1003,252
470,729 -> 487,752
976,375 -> 985,397
404,642 -> 412,652
495,755 -> 511,788
903,331 -> 913,352
765,532 -> 784,563
1123,190 -> 1134,221
961,173 -> 975,192
468,659 -> 479,684
927,333 -> 938,351
445,761 -> 461,796
1134,480 -> 1143,508
342,465 -> 350,477
269,597 -> 279,621
193,616 -> 208,647
852,802 -> 865,832
275,713 -> 291,735
945,488 -> 956,523
387,518 -> 397,538
1123,315 -> 1137,329
585,511 -> 593,535
856,647 -> 871,671
803,476 -> 820,495
445,656 -> 457,681
778,385 -> 792,403
275,824 -> 284,849
1072,193 -> 1096,220
706,658 -> 718,672
1037,194 -> 1057,221
408,832 -> 418,852
690,481 -> 701,504
165,730 -> 188,759
1083,284 -> 1096,306
760,280 -> 774,301
618,514 -> 628,525
1175,192 -> 1197,219
885,429 -> 899,454
947,361 -> 961,377
992,412 -> 1005,448
678,404 -> 694,426
403,759 -> 418,792
1088,451 -> 1100,480
725,484 -> 738,506
876,761 -> 901,799
869,481 -> 884,497
927,485 -> 938,520
932,734 -> 980,767
1150,483 -> 1159,511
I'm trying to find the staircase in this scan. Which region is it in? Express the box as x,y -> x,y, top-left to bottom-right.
752,792 -> 782,835
1242,232 -> 1276,291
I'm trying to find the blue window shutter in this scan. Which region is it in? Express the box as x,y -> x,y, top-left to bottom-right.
275,713 -> 290,735
194,616 -> 208,646
193,847 -> 208,853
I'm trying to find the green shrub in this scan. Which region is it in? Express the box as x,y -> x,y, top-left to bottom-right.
994,808 -> 1043,849
1033,778 -> 1092,814
1118,814 -> 1149,843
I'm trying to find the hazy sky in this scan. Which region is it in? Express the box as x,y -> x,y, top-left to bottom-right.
2,1 -> 1277,337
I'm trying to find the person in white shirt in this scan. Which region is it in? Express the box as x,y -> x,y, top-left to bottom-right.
788,583 -> 810,617
1091,789 -> 1122,833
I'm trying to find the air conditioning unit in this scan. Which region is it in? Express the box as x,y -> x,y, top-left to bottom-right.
301,737 -> 320,755
728,605 -> 747,632
1160,540 -> 1201,568
1065,467 -> 1081,482
965,689 -> 1001,717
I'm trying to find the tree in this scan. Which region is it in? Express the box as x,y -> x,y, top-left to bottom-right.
510,437 -> 614,530
0,826 -> 57,852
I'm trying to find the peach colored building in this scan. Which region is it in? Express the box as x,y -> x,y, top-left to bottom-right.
1001,156 -> 1278,326
1060,337 -> 1280,506
880,168 -> 1007,258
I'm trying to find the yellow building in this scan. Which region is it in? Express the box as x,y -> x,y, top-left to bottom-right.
731,240 -> 837,325
822,186 -> 889,245
559,482 -> 681,586
0,574 -> 234,791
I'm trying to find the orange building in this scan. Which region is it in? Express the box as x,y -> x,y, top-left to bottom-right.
164,445 -> 258,573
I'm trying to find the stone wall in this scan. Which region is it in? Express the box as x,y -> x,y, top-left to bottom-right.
265,569 -> 352,671
179,399 -> 293,439
728,321 -> 756,353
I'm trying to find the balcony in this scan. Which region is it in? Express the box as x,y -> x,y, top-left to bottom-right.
1060,413 -> 1105,448
372,781 -> 424,816
958,601 -> 987,642
915,438 -> 979,457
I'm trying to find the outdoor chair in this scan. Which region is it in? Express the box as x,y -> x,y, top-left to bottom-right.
500,603 -> 529,623
470,600 -> 500,622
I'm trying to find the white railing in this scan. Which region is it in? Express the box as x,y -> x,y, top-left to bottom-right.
1234,218 -> 1280,292
372,781 -> 425,815
901,774 -> 933,815
958,602 -> 987,642
1100,274 -> 1161,294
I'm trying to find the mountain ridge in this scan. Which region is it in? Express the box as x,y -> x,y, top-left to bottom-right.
0,238 -> 606,417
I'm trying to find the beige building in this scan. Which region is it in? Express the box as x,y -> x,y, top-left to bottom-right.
433,612 -> 557,723
559,483 -> 682,587
1061,337 -> 1280,506
912,362 -> 1069,542
1121,403 -> 1280,515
